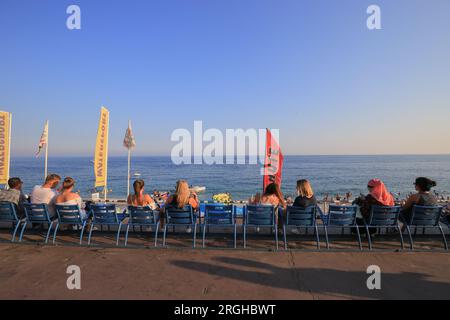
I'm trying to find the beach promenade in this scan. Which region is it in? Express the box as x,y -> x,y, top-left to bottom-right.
1,241 -> 449,300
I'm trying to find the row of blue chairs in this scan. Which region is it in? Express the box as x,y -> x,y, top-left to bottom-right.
0,202 -> 447,251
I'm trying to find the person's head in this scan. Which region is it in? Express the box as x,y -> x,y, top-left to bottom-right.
367,179 -> 382,191
44,174 -> 61,189
174,179 -> 190,208
296,179 -> 314,198
264,182 -> 284,203
133,179 -> 145,197
61,177 -> 75,192
8,177 -> 23,190
414,177 -> 436,192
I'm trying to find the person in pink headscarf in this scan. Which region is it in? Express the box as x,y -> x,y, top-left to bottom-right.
353,179 -> 395,220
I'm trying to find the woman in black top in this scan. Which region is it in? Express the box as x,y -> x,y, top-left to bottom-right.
294,179 -> 317,208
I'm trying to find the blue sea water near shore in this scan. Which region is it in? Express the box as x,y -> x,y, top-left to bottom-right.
8,155 -> 450,201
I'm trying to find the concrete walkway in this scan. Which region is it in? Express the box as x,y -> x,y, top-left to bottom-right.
0,243 -> 449,300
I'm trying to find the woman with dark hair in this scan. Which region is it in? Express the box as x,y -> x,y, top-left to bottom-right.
401,177 -> 438,222
127,179 -> 157,209
54,177 -> 87,220
250,183 -> 286,209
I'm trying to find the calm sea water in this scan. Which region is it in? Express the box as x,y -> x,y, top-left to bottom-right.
9,155 -> 450,201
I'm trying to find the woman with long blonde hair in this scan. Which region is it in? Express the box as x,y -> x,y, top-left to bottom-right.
293,179 -> 317,208
165,180 -> 199,209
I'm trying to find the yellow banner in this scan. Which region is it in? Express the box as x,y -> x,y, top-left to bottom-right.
94,107 -> 109,188
0,111 -> 11,185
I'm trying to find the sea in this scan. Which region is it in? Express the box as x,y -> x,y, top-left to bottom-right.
8,155 -> 450,201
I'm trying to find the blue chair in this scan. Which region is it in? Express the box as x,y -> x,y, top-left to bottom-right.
88,204 -> 123,246
401,205 -> 447,251
53,205 -> 88,245
125,206 -> 160,247
283,206 -> 319,250
202,204 -> 236,248
163,205 -> 196,248
0,201 -> 25,242
243,205 -> 278,250
364,205 -> 403,250
322,205 -> 362,250
22,203 -> 53,243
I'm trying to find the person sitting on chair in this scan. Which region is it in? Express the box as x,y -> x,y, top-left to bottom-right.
401,177 -> 438,223
0,177 -> 27,218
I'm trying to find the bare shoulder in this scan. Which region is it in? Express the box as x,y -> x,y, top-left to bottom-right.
144,194 -> 154,203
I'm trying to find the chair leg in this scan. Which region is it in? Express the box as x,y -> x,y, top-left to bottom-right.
275,225 -> 278,250
124,224 -> 130,246
283,225 -> 287,250
52,223 -> 60,245
355,226 -> 362,251
365,225 -> 373,250
396,224 -> 404,250
18,222 -> 28,242
11,222 -> 21,242
234,224 -> 237,249
323,225 -> 330,250
243,225 -> 247,249
202,223 -> 207,248
405,225 -> 414,251
162,224 -> 168,247
193,223 -> 197,249
154,222 -> 160,247
88,223 -> 95,245
79,222 -> 87,245
438,225 -> 448,251
116,223 -> 122,246
314,224 -> 320,250
45,223 -> 53,244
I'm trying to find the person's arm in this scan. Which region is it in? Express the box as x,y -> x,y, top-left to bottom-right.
127,195 -> 132,205
402,194 -> 419,212
165,195 -> 173,207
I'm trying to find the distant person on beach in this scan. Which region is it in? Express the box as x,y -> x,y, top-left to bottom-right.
353,179 -> 394,220
401,177 -> 438,223
165,180 -> 199,210
293,179 -> 317,208
0,177 -> 27,218
54,177 -> 86,219
127,179 -> 157,210
30,173 -> 61,217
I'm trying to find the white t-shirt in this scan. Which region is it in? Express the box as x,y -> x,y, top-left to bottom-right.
30,185 -> 56,204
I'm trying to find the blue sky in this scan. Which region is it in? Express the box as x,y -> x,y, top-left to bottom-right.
1,0 -> 449,156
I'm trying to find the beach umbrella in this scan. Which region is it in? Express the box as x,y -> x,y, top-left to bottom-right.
123,120 -> 136,197
36,120 -> 49,179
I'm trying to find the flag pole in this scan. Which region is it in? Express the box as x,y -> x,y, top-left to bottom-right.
127,148 -> 131,197
44,121 -> 48,179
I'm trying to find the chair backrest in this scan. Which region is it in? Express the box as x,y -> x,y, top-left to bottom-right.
409,205 -> 443,226
327,205 -> 358,226
91,203 -> 118,224
0,202 -> 18,222
286,205 -> 317,227
165,205 -> 194,225
128,206 -> 158,225
367,205 -> 401,226
204,204 -> 234,225
23,203 -> 51,223
55,205 -> 84,224
245,205 -> 276,226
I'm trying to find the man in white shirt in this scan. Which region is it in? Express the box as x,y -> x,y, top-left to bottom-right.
30,174 -> 61,217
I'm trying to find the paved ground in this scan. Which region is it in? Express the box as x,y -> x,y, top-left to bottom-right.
1,237 -> 449,299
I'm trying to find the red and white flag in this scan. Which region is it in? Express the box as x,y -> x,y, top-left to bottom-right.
36,121 -> 48,157
123,120 -> 136,150
263,129 -> 284,191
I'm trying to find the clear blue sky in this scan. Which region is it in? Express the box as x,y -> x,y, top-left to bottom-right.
1,0 -> 449,156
